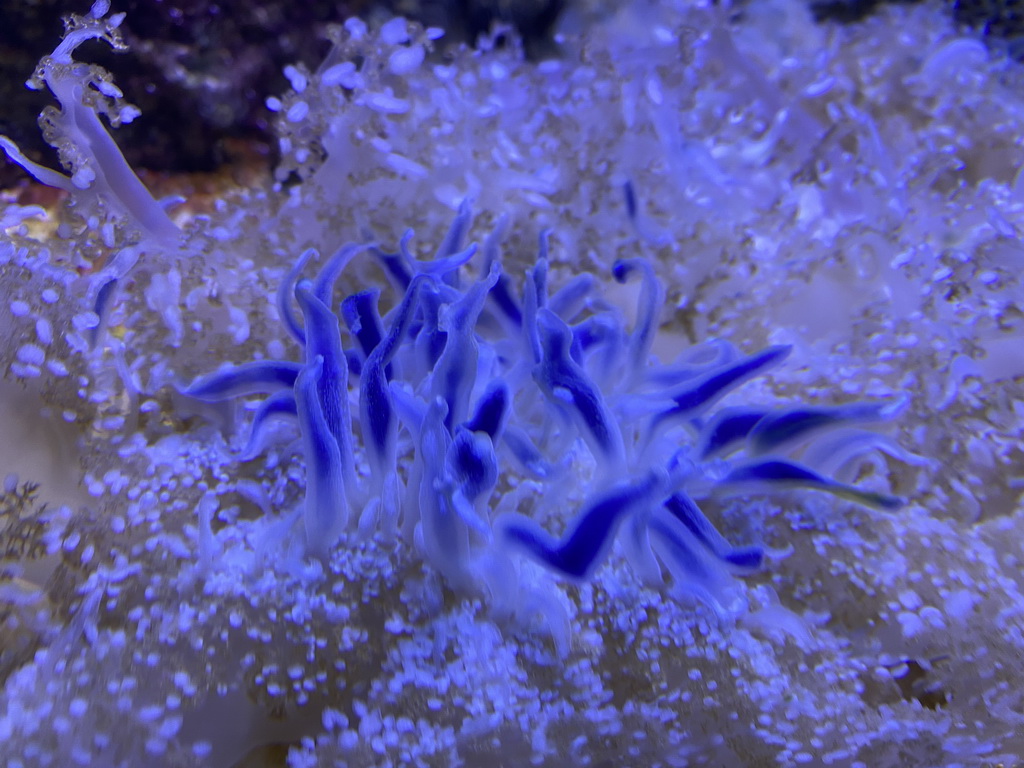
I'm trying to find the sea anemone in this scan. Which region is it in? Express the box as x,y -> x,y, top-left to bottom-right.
181,204 -> 904,636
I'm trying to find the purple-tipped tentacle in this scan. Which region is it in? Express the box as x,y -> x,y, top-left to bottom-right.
534,308 -> 625,470
295,280 -> 358,497
719,459 -> 903,510
410,282 -> 452,375
570,314 -> 624,386
344,349 -> 363,377
498,472 -> 661,581
747,398 -> 905,455
652,345 -> 792,432
374,232 -> 415,290
548,273 -> 596,323
398,216 -> 477,286
341,289 -> 385,364
481,214 -> 522,327
295,356 -> 349,554
536,228 -> 552,265
449,425 -> 498,506
696,407 -> 772,459
464,379 -> 510,439
430,264 -> 501,430
612,258 -> 663,379
433,198 -> 473,274
662,492 -> 763,573
416,243 -> 478,281
435,198 -> 472,257
313,242 -> 373,306
89,276 -> 119,347
360,274 -> 429,473
181,360 -> 301,402
531,249 -> 549,308
521,263 -> 544,365
502,426 -> 560,480
623,179 -> 638,220
647,511 -> 744,621
647,339 -> 743,388
238,389 -> 297,460
418,397 -> 474,586
277,247 -> 316,344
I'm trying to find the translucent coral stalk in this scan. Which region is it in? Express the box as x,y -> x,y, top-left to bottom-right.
533,308 -> 626,473
498,472 -> 663,581
0,1 -> 179,244
296,281 -> 358,500
429,265 -> 501,430
181,361 -> 302,401
295,356 -> 349,555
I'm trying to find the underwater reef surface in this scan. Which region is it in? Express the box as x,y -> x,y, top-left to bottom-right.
1,0 -> 1024,766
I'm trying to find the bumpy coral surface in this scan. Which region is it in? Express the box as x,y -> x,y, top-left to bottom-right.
2,1 -> 1024,767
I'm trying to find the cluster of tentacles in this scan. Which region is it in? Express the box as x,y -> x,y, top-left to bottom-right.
182,204 -> 904,633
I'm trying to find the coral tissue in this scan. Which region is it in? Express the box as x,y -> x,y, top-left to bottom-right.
2,0 -> 1024,766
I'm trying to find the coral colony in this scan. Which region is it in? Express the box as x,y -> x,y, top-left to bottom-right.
2,0 -> 1024,766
